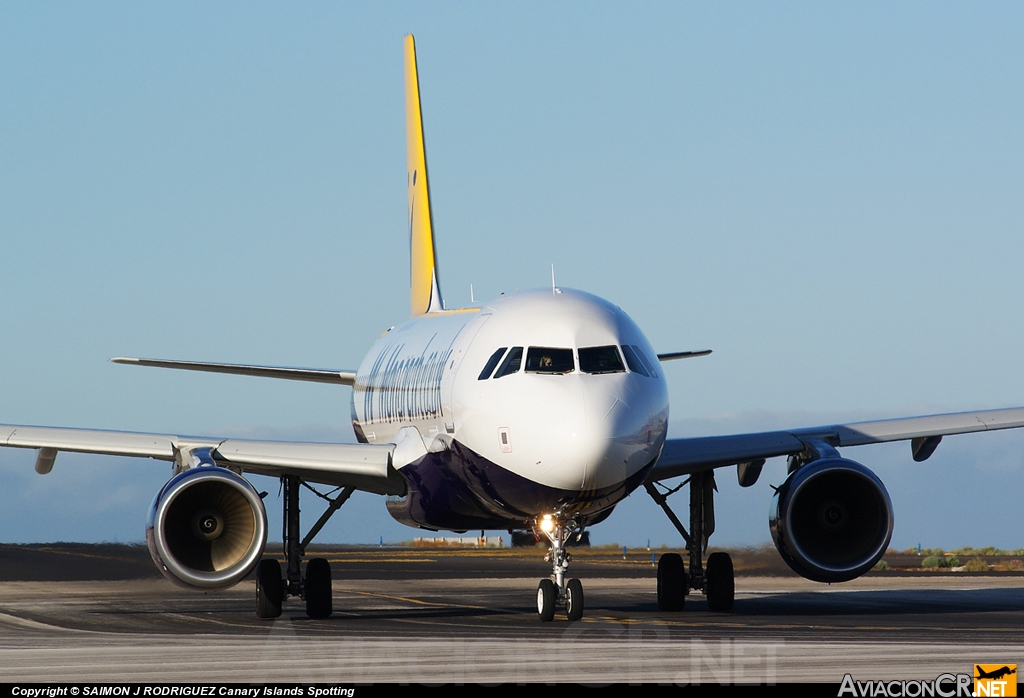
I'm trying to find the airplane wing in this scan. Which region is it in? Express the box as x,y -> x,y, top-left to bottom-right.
648,406 -> 1024,482
0,424 -> 403,495
110,357 -> 357,386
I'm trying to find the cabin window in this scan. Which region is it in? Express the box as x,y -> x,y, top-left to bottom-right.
493,346 -> 524,378
525,347 -> 574,374
478,347 -> 508,380
579,346 -> 626,374
620,345 -> 649,376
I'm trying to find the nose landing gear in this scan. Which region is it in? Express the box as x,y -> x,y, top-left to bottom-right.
534,515 -> 585,622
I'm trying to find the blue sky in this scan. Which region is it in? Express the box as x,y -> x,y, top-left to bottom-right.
1,4 -> 1022,550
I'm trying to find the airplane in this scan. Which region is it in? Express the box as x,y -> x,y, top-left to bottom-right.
975,667 -> 1017,681
4,34 -> 1024,622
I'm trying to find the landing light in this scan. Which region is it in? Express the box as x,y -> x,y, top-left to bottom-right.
539,515 -> 555,533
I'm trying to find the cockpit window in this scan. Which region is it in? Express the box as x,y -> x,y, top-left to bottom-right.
525,347 -> 574,374
493,346 -> 524,378
579,345 -> 626,374
631,345 -> 658,378
620,345 -> 649,377
478,347 -> 508,380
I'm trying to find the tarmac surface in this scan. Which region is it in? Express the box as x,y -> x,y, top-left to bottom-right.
0,545 -> 1022,683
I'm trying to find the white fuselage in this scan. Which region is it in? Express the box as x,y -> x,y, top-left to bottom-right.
350,288 -> 669,531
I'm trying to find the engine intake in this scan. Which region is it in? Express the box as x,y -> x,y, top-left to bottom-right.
147,467 -> 267,590
770,457 -> 893,583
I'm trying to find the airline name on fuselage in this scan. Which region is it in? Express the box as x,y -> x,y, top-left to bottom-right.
356,339 -> 452,424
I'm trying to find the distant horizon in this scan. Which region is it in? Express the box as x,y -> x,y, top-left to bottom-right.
5,541 -> 1023,559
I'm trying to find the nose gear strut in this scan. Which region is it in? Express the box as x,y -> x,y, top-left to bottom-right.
534,515 -> 585,622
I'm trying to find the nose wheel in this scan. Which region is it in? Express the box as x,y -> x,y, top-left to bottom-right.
537,579 -> 556,621
535,515 -> 585,621
564,577 -> 585,621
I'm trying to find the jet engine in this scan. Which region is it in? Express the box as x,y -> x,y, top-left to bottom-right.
146,466 -> 267,590
769,457 -> 893,583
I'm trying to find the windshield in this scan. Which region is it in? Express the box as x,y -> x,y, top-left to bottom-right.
620,344 -> 649,376
525,347 -> 574,374
493,346 -> 524,378
579,345 -> 625,374
478,347 -> 508,380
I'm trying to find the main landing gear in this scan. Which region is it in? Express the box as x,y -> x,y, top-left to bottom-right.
535,515 -> 585,622
645,470 -> 735,613
255,475 -> 355,620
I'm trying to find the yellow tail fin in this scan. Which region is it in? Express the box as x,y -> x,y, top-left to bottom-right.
405,35 -> 443,316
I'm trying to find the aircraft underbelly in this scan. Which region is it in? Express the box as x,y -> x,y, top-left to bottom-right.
386,439 -> 655,531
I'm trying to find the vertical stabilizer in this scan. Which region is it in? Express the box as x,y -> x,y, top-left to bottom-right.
405,35 -> 444,316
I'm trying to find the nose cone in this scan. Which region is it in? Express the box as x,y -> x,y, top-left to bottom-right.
579,372 -> 667,491
510,375 -> 590,492
461,371 -> 667,497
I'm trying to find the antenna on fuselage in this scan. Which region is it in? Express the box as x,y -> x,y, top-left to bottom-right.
470,284 -> 475,303
551,264 -> 561,295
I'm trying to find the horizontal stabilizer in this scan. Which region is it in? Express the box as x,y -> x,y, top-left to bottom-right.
657,350 -> 712,362
111,357 -> 356,386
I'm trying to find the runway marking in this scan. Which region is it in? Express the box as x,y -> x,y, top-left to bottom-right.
161,613 -> 255,629
575,614 -> 1024,635
325,557 -> 438,563
345,589 -> 488,610
385,615 -> 520,631
266,557 -> 438,563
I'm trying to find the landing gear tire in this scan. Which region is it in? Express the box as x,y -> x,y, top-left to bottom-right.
565,578 -> 584,622
255,558 -> 283,619
705,552 -> 734,612
657,553 -> 686,611
537,579 -> 556,622
304,557 -> 333,619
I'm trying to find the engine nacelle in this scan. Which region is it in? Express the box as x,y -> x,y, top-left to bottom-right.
146,467 -> 267,590
770,457 -> 893,583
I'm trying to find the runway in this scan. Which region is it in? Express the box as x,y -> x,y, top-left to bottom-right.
0,547 -> 1021,683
